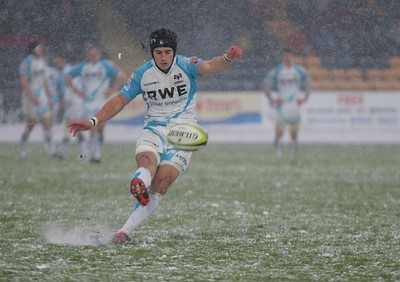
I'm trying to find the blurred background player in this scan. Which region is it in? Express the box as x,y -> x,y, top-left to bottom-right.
67,28 -> 243,244
18,41 -> 53,159
264,48 -> 312,162
46,56 -> 62,124
51,56 -> 69,122
52,56 -> 88,160
65,46 -> 126,163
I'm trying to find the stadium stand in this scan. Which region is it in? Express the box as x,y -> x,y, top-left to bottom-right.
0,0 -> 400,122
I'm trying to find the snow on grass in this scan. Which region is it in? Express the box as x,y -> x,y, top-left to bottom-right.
0,143 -> 399,280
43,224 -> 115,246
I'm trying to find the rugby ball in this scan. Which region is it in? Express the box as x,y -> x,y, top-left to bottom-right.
167,123 -> 208,151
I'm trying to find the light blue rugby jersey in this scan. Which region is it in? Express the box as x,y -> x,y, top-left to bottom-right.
121,55 -> 202,127
19,55 -> 50,114
68,59 -> 122,103
19,55 -> 47,95
266,63 -> 307,103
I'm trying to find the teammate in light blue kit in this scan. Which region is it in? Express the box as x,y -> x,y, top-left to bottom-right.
264,48 -> 312,162
65,46 -> 127,163
19,41 -> 53,159
68,28 -> 243,244
51,56 -> 88,160
47,59 -> 62,123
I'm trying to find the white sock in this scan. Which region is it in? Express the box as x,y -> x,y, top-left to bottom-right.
118,192 -> 162,235
133,167 -> 152,188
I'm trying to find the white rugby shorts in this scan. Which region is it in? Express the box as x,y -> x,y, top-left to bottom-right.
135,126 -> 192,173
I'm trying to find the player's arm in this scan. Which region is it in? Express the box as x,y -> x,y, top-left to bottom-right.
65,74 -> 84,98
198,45 -> 243,76
106,72 -> 127,97
68,92 -> 131,136
263,80 -> 273,102
44,78 -> 53,109
298,73 -> 313,105
20,76 -> 38,105
263,77 -> 281,106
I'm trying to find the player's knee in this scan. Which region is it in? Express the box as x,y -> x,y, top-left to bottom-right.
26,119 -> 36,128
136,145 -> 160,165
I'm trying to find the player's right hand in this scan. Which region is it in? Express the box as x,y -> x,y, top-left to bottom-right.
76,90 -> 85,99
271,98 -> 282,106
68,120 -> 92,137
30,96 -> 39,105
226,45 -> 243,60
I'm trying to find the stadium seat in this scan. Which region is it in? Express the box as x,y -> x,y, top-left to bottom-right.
308,68 -> 329,81
293,56 -> 305,66
382,69 -> 397,80
347,79 -> 369,90
333,79 -> 350,90
384,79 -> 400,90
366,69 -> 383,81
329,69 -> 346,81
314,79 -> 335,90
367,79 -> 387,90
389,56 -> 400,69
344,69 -> 363,81
305,56 -> 322,68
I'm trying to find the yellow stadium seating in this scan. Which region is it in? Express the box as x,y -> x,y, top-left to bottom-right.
344,69 -> 363,80
366,69 -> 383,80
305,56 -> 322,68
389,56 -> 400,69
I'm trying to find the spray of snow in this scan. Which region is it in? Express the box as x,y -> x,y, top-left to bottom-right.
43,224 -> 115,246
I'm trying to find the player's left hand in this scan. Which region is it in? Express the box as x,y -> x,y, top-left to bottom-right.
68,120 -> 92,137
297,97 -> 308,105
226,46 -> 243,61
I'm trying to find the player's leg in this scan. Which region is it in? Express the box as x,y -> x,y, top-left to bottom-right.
274,122 -> 284,158
130,150 -> 158,205
41,115 -> 54,156
19,99 -> 37,159
54,118 -> 71,159
89,123 -> 104,163
20,118 -> 36,159
113,149 -> 159,244
56,119 -> 70,159
113,127 -> 190,244
289,123 -> 299,162
114,163 -> 180,244
128,128 -> 165,205
77,131 -> 88,160
62,100 -> 88,159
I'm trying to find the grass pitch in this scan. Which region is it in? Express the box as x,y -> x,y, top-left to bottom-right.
0,142 -> 399,281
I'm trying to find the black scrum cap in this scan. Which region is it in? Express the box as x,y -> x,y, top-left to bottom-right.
28,41 -> 41,55
149,28 -> 177,57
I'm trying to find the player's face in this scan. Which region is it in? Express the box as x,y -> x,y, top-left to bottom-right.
153,47 -> 174,71
88,48 -> 101,63
33,45 -> 44,57
283,52 -> 293,66
53,57 -> 65,70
